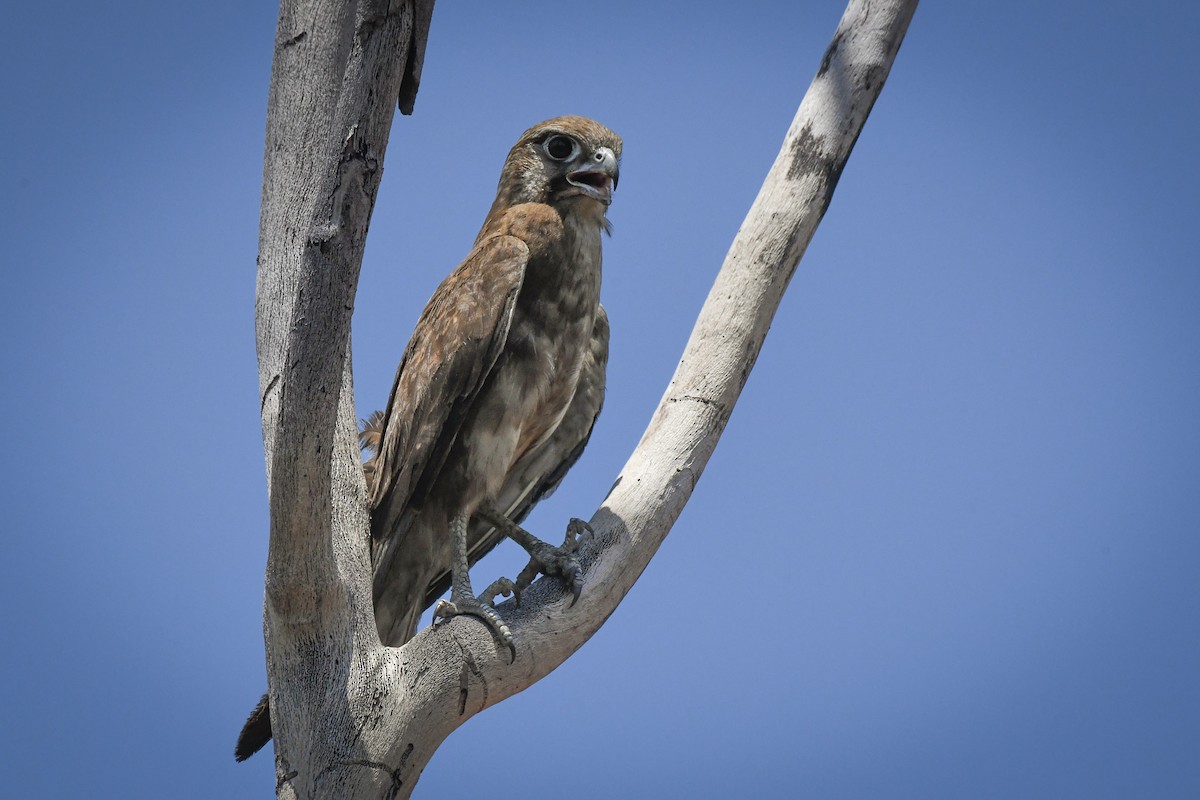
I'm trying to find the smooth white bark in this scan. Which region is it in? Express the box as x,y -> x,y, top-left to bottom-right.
254,1 -> 917,796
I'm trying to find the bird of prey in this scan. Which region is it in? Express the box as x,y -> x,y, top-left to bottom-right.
236,115 -> 620,761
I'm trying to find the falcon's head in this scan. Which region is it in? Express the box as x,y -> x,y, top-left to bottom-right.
494,116 -> 622,214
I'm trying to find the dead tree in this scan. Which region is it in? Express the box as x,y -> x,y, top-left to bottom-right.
252,0 -> 918,796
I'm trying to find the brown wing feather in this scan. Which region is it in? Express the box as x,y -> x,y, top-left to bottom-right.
367,235 -> 528,571
419,304 -> 610,608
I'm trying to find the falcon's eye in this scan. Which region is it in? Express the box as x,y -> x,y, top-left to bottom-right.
543,135 -> 577,161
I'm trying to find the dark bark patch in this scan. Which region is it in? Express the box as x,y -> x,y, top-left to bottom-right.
457,646 -> 488,715
785,124 -> 847,209
817,30 -> 844,78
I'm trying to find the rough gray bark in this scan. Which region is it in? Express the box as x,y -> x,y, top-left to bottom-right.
253,0 -> 917,797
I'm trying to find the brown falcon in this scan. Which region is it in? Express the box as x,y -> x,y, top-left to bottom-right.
235,116 -> 619,761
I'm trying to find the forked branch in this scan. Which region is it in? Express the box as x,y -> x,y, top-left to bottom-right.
254,1 -> 917,797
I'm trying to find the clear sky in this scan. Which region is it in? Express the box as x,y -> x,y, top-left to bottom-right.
2,1 -> 1198,797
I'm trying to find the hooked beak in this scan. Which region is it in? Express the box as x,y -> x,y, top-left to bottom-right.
566,146 -> 619,205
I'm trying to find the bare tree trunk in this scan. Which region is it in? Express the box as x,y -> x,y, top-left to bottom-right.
253,0 -> 917,796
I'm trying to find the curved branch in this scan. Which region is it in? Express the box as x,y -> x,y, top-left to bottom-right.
370,0 -> 920,794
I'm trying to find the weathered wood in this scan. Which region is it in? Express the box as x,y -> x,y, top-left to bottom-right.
255,1 -> 434,796
253,0 -> 916,796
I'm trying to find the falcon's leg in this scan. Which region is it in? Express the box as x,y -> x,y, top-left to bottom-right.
477,508 -> 590,605
433,510 -> 516,661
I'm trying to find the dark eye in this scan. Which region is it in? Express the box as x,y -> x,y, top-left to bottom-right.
543,135 -> 577,161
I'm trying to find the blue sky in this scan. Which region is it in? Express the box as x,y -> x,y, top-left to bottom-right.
2,1 -> 1198,797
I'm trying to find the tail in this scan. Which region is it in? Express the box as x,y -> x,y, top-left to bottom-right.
234,693 -> 272,762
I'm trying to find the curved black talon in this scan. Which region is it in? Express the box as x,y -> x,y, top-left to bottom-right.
566,517 -> 593,544
563,518 -> 590,605
567,565 -> 583,607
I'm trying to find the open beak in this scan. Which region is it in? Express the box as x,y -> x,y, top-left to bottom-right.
567,146 -> 619,205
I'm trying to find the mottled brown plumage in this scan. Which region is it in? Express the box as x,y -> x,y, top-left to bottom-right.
236,116 -> 619,762
363,306 -> 608,614
367,116 -> 619,646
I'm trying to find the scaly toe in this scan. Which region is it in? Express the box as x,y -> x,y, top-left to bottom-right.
434,595 -> 516,662
565,517 -> 593,550
527,543 -> 584,605
478,576 -> 520,608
